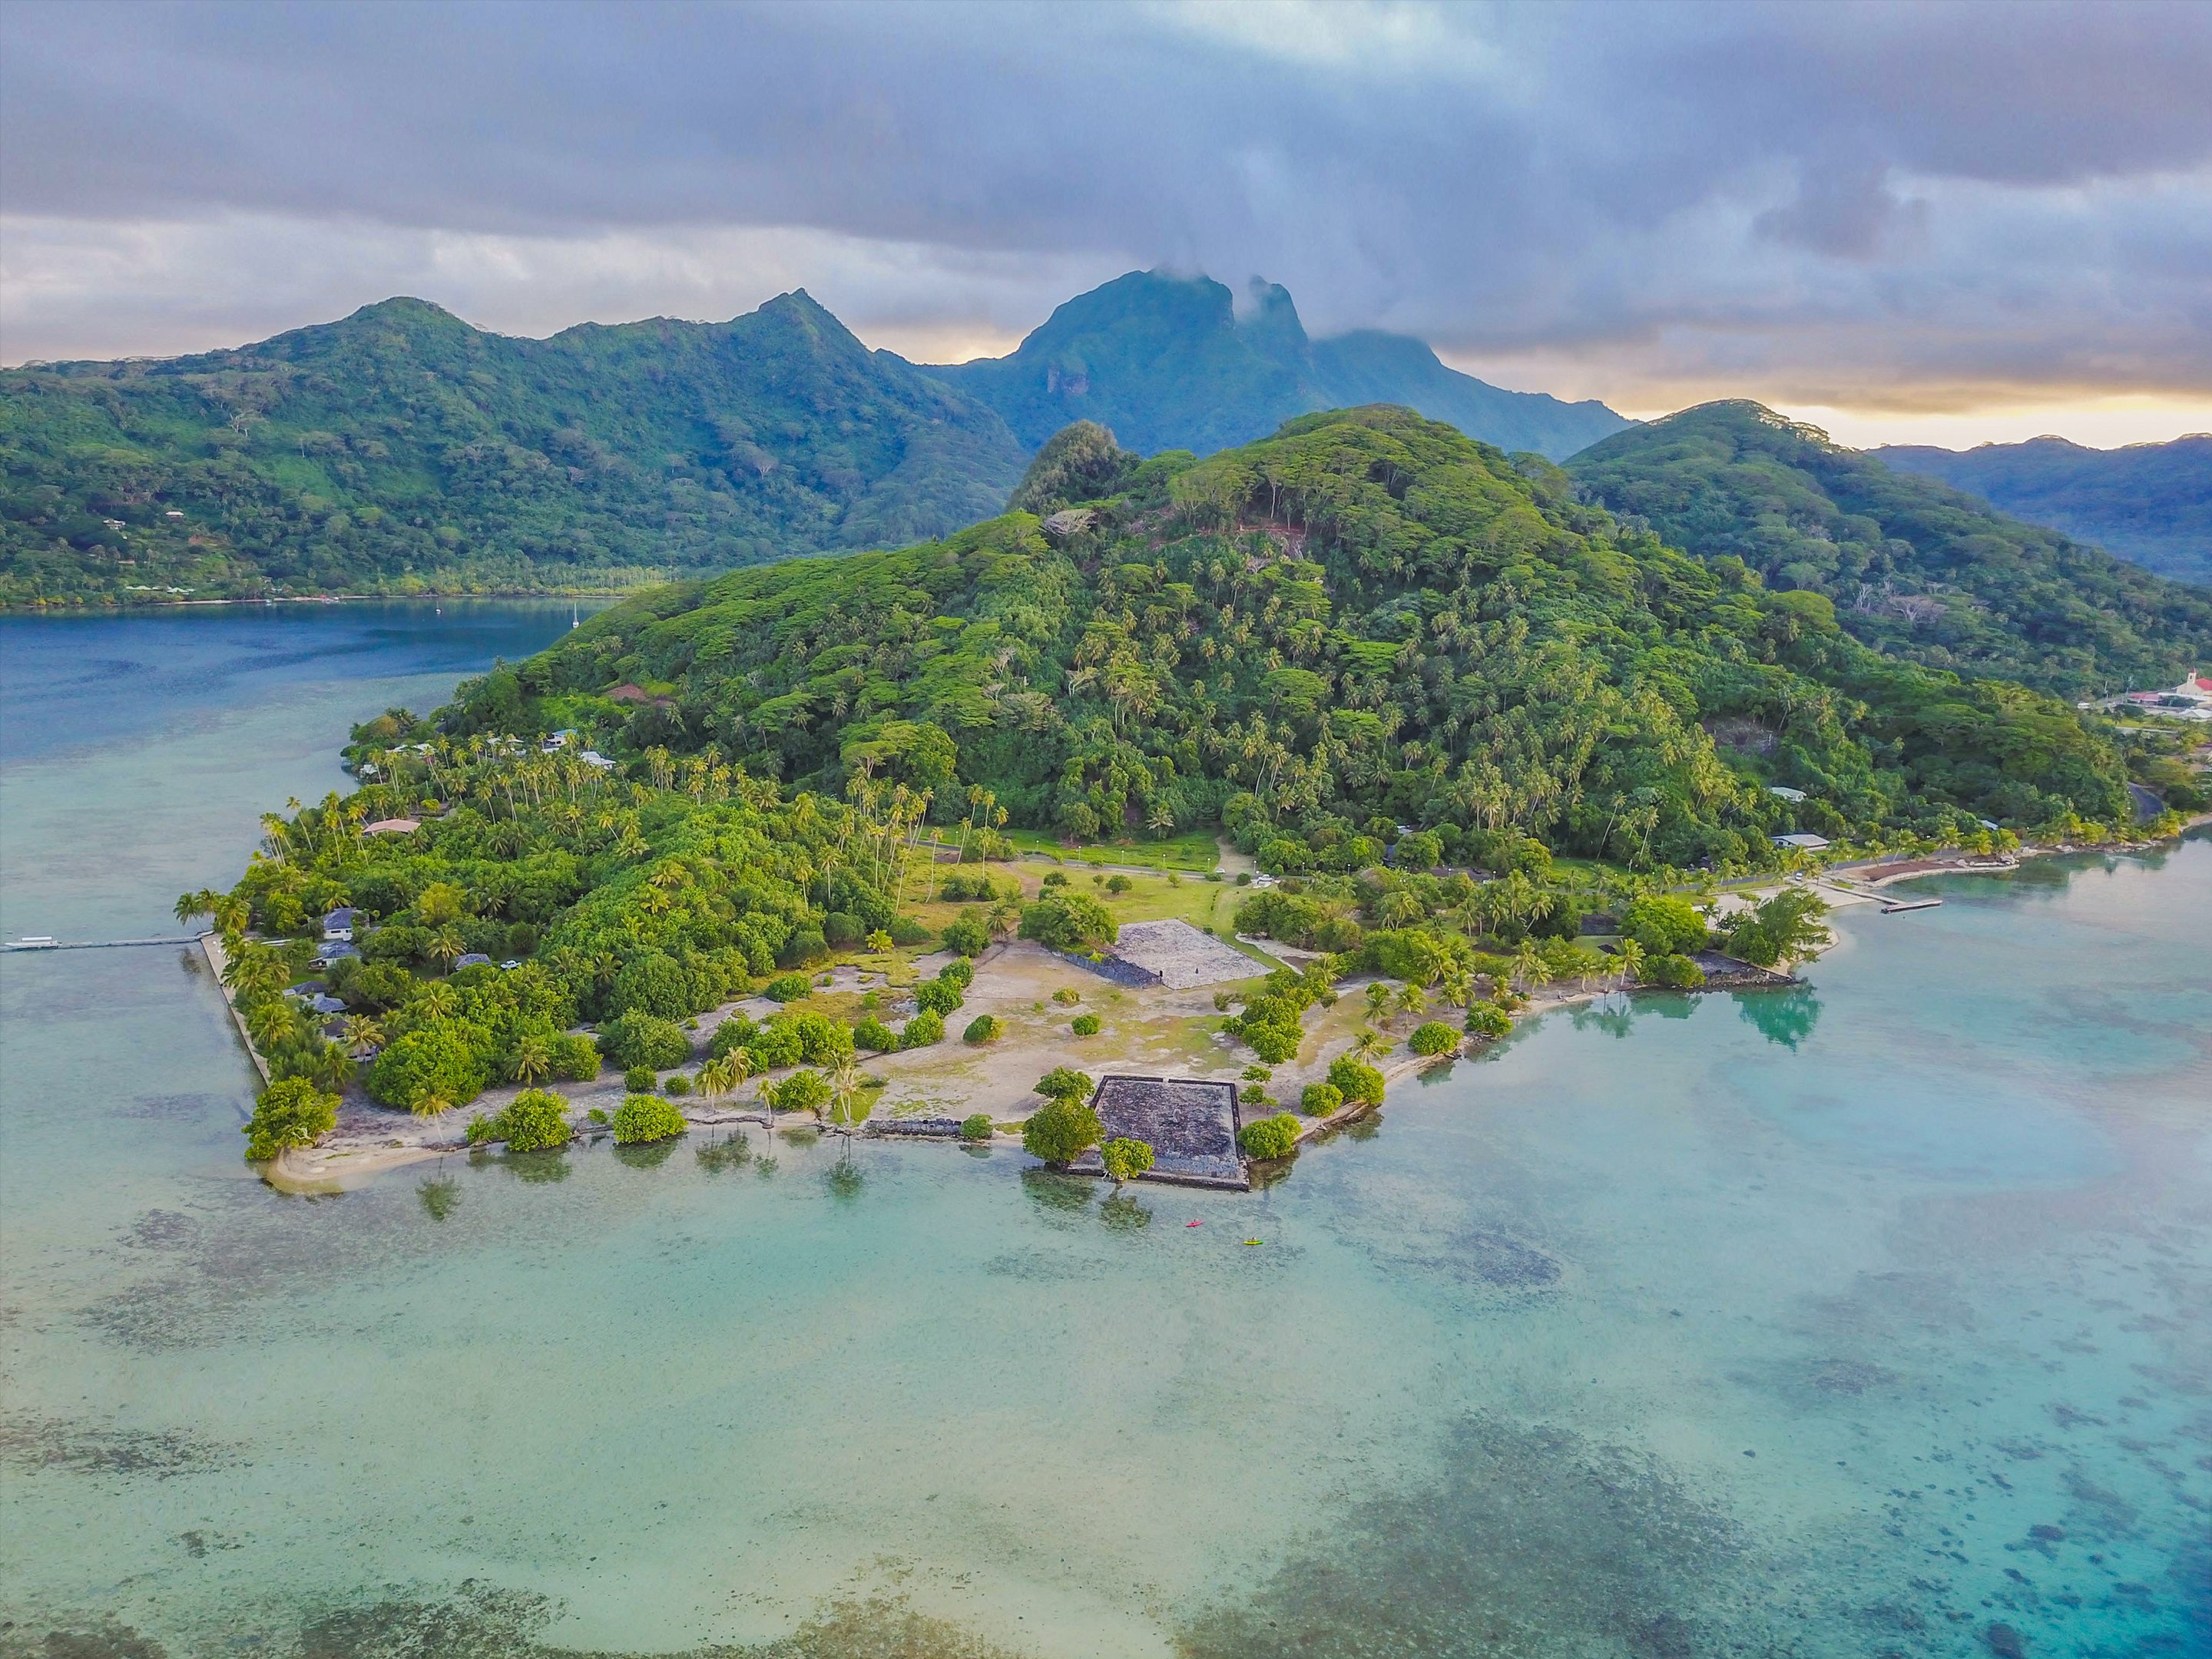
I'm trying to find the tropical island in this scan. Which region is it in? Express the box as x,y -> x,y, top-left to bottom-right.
180,407 -> 2207,1186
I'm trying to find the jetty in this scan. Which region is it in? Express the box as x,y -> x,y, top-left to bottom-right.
5,935 -> 202,952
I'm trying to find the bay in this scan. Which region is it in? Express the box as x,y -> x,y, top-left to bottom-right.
1,605 -> 2205,1657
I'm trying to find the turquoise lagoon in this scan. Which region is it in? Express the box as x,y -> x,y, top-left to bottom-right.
0,606 -> 2206,1657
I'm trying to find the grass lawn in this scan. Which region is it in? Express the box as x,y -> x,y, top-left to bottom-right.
995,827 -> 1223,873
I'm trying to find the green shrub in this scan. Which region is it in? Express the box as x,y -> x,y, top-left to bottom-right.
1463,1002 -> 1514,1039
962,1014 -> 1003,1044
1301,1082 -> 1343,1116
1018,892 -> 1117,952
1071,1013 -> 1101,1036
611,1092 -> 687,1145
823,910 -> 863,946
763,972 -> 813,1002
1721,889 -> 1833,967
243,1076 -> 339,1161
899,1009 -> 945,1048
914,978 -> 964,1015
887,916 -> 931,946
767,1068 -> 831,1114
1620,895 -> 1710,955
1408,1022 -> 1460,1056
1104,874 -> 1132,894
959,1113 -> 995,1143
465,1111 -> 496,1145
1326,1055 -> 1386,1108
1100,1137 -> 1154,1182
1644,953 -> 1707,988
548,1031 -> 601,1081
777,926 -> 828,968
1041,870 -> 1068,889
366,1026 -> 490,1115
1240,1083 -> 1268,1105
598,1010 -> 690,1071
746,1018 -> 804,1069
606,950 -> 693,1020
623,1065 -> 655,1091
662,1072 -> 691,1096
1022,1097 -> 1104,1166
939,957 -> 975,988
1241,1064 -> 1273,1082
940,912 -> 990,956
1053,987 -> 1082,1005
1237,1113 -> 1300,1160
1242,1021 -> 1300,1064
939,872 -> 1005,902
777,1010 -> 853,1066
853,1016 -> 901,1052
707,1013 -> 757,1058
587,1107 -> 609,1124
1036,1067 -> 1094,1104
495,1088 -> 572,1151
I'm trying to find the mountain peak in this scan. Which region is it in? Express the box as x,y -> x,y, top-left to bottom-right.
922,269 -> 1629,461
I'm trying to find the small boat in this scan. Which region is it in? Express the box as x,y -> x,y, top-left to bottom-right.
8,935 -> 61,949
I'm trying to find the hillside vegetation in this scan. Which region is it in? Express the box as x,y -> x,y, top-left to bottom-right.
1876,435 -> 2212,588
0,293 -> 1025,604
451,407 -> 2144,869
1567,402 -> 2212,698
922,270 -> 1630,461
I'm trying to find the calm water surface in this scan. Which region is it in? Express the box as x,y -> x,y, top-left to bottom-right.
1,608 -> 2206,1657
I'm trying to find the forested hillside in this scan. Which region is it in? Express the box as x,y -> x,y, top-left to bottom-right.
1876,435 -> 2212,587
0,293 -> 1025,604
1567,402 -> 2212,698
923,270 -> 1630,461
450,408 -> 2142,873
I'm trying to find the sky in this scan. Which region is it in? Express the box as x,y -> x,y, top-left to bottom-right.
3,0 -> 2209,450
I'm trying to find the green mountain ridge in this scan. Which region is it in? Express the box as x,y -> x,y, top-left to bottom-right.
449,407 -> 2147,880
0,291 -> 1028,603
1565,401 -> 2212,700
919,270 -> 1631,461
1874,434 -> 2212,588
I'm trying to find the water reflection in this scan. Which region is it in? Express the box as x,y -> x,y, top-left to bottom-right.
1737,985 -> 1823,1048
416,1176 -> 460,1221
613,1138 -> 679,1171
695,1133 -> 753,1174
1099,1192 -> 1152,1232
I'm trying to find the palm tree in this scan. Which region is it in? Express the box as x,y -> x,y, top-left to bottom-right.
428,927 -> 466,972
1351,1028 -> 1392,1063
696,1049 -> 752,1106
174,888 -> 223,927
1393,982 -> 1429,1020
509,1033 -> 553,1085
410,982 -> 458,1022
1511,941 -> 1551,996
305,1042 -> 355,1093
245,1000 -> 301,1053
223,945 -> 288,1002
340,1015 -> 385,1058
826,1057 -> 866,1127
1612,939 -> 1645,988
1363,981 -> 1393,1023
412,1091 -> 452,1123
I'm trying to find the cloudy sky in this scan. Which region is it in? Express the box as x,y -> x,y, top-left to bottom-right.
4,0 -> 2208,447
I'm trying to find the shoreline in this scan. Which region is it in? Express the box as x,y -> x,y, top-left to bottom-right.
226,822 -> 2204,1194
2,589 -> 636,615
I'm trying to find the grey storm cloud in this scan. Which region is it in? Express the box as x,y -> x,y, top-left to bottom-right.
2,0 -> 2209,412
